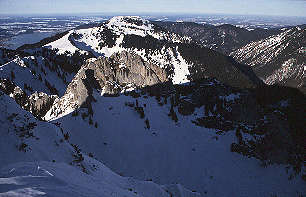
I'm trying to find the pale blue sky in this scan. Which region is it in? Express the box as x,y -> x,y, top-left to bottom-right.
0,0 -> 305,17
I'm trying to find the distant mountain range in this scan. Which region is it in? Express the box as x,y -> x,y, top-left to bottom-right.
154,21 -> 282,55
231,26 -> 306,93
154,21 -> 305,92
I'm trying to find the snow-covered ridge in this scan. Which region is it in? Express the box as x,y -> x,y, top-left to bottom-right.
264,58 -> 305,86
43,16 -> 190,56
44,31 -> 82,54
107,16 -> 154,37
41,16 -> 193,85
230,27 -> 304,67
39,16 -> 261,89
230,26 -> 306,91
106,16 -> 190,42
0,55 -> 68,96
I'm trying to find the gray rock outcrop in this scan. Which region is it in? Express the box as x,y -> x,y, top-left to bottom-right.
45,51 -> 168,120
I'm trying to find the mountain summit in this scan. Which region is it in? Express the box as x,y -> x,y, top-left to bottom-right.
42,16 -> 261,88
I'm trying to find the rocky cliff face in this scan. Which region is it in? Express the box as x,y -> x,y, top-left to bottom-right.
44,51 -> 168,121
100,51 -> 168,87
28,92 -> 58,118
0,78 -> 58,119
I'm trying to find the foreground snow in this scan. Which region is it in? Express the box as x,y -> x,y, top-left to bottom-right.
0,161 -> 201,197
0,92 -> 201,197
51,91 -> 305,197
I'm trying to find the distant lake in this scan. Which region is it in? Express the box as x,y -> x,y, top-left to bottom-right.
3,32 -> 55,50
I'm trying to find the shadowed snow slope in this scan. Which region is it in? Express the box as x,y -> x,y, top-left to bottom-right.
0,91 -> 201,197
47,89 -> 305,197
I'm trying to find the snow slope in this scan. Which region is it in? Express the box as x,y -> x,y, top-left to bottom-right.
0,91 -> 74,168
49,90 -> 305,197
0,55 -> 68,96
0,91 -> 201,197
44,31 -> 81,54
0,161 -> 201,197
172,49 -> 190,84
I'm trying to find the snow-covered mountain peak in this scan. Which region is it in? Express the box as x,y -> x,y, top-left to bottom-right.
107,16 -> 154,37
18,16 -> 262,90
43,15 -> 189,59
105,15 -> 186,42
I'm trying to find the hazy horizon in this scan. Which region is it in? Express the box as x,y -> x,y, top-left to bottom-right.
1,12 -> 306,19
0,0 -> 306,17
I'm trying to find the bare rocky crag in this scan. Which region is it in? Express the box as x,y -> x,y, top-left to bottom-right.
45,51 -> 168,120
0,78 -> 58,119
